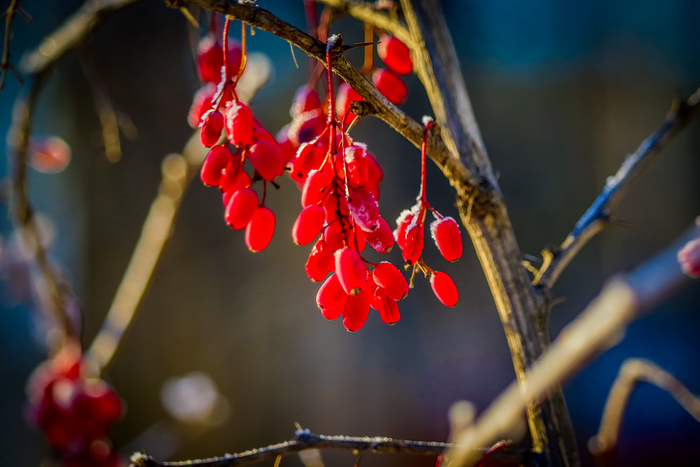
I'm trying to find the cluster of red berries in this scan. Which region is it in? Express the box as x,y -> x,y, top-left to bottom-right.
191,13 -> 464,330
26,342 -> 123,466
192,19 -> 285,252
394,117 -> 462,307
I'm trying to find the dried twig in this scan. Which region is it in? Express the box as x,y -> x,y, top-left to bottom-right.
129,430 -> 543,467
588,359 -> 700,466
1,0 -> 32,90
534,88 -> 700,290
86,133 -> 206,372
444,222 -> 699,467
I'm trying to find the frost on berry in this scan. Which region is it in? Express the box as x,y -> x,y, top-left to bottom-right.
430,216 -> 463,262
248,140 -> 285,181
316,273 -> 347,319
678,238 -> 700,278
290,85 -> 322,117
372,68 -> 408,106
377,34 -> 413,76
372,261 -> 409,301
348,188 -> 381,232
245,207 -> 275,252
188,84 -> 216,129
290,143 -> 324,183
292,205 -> 326,246
225,101 -> 254,146
306,239 -> 335,282
225,187 -> 258,229
201,145 -> 233,187
431,271 -> 459,307
335,247 -> 367,295
365,217 -> 395,254
200,110 -> 224,147
342,289 -> 371,332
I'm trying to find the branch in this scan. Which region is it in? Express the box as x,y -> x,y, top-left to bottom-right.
1,0 -> 31,90
444,221 -> 700,467
129,430 -> 542,467
19,0 -> 142,76
86,133 -> 206,372
588,359 -> 700,466
314,0 -> 412,46
534,87 -> 700,290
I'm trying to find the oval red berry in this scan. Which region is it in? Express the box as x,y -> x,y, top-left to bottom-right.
377,34 -> 413,76
431,216 -> 463,262
245,207 -> 275,252
225,187 -> 258,230
372,262 -> 409,301
335,247 -> 367,295
293,205 -> 326,246
430,271 -> 459,307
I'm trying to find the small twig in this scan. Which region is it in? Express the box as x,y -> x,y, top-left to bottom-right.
79,45 -> 123,163
129,430 -> 542,467
534,87 -> 700,290
588,359 -> 700,466
315,0 -> 412,47
1,0 -> 32,91
444,222 -> 700,467
86,132 -> 206,372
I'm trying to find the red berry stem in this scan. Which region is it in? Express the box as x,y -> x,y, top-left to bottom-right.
419,118 -> 434,205
222,17 -> 231,82
235,21 -> 248,84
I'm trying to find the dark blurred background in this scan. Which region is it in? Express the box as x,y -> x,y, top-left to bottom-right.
1,0 -> 699,465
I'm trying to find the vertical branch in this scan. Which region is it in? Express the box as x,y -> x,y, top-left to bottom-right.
399,0 -> 578,465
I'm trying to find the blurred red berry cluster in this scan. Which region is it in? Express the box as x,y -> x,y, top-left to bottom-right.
26,342 -> 123,466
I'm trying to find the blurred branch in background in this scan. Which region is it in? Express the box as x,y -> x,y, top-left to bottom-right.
445,221 -> 700,467
588,359 -> 700,467
534,87 -> 700,291
130,430 -> 542,467
1,0 -> 32,90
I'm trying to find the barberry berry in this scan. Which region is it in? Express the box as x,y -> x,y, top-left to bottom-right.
372,261 -> 409,301
201,145 -> 234,187
245,207 -> 275,252
293,205 -> 326,246
430,271 -> 459,307
377,34 -> 413,76
225,187 -> 258,229
430,216 -> 463,262
335,247 -> 367,295
372,68 -> 408,106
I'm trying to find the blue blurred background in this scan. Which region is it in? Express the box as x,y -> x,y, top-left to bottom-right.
1,0 -> 699,465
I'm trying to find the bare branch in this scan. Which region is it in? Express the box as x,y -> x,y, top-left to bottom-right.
534,87 -> 700,290
588,359 -> 700,465
86,134 -> 206,372
20,0 -> 142,76
444,222 -> 700,467
129,430 -> 542,467
1,0 -> 31,90
315,0 -> 412,46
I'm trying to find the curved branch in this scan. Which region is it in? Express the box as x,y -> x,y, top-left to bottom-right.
1,0 -> 31,90
534,87 -> 700,290
445,222 -> 700,467
130,430 -> 542,467
588,359 -> 700,465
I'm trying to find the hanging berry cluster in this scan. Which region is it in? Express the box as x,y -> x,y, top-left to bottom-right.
394,117 -> 463,307
25,342 -> 123,467
191,12 -> 463,330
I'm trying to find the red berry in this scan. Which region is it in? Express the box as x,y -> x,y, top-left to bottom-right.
225,101 -> 254,146
28,136 -> 71,174
348,188 -> 381,232
197,34 -> 224,84
316,273 -> 347,319
288,109 -> 325,146
219,155 -> 245,192
290,85 -> 322,117
252,125 -> 277,146
372,288 -> 401,325
395,206 -> 424,264
305,239 -> 335,282
431,216 -> 463,262
292,205 -> 326,245
372,68 -> 408,105
335,247 -> 367,295
336,82 -> 363,123
225,187 -> 258,229
289,143 -> 324,183
678,238 -> 700,278
431,271 -> 458,307
188,84 -> 216,128
246,207 -> 275,252
301,170 -> 333,207
343,290 -> 370,332
377,34 -> 413,75
200,110 -> 224,147
365,217 -> 395,254
372,262 -> 409,301
200,145 -> 233,187
248,140 -> 285,181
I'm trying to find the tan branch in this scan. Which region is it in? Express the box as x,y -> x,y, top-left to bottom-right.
129,430 -> 541,467
444,222 -> 699,467
534,87 -> 700,290
588,359 -> 700,465
1,0 -> 32,90
314,0 -> 412,46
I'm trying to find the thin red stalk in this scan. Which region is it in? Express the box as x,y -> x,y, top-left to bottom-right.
222,18 -> 231,79
419,120 -> 434,203
235,21 -> 247,83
